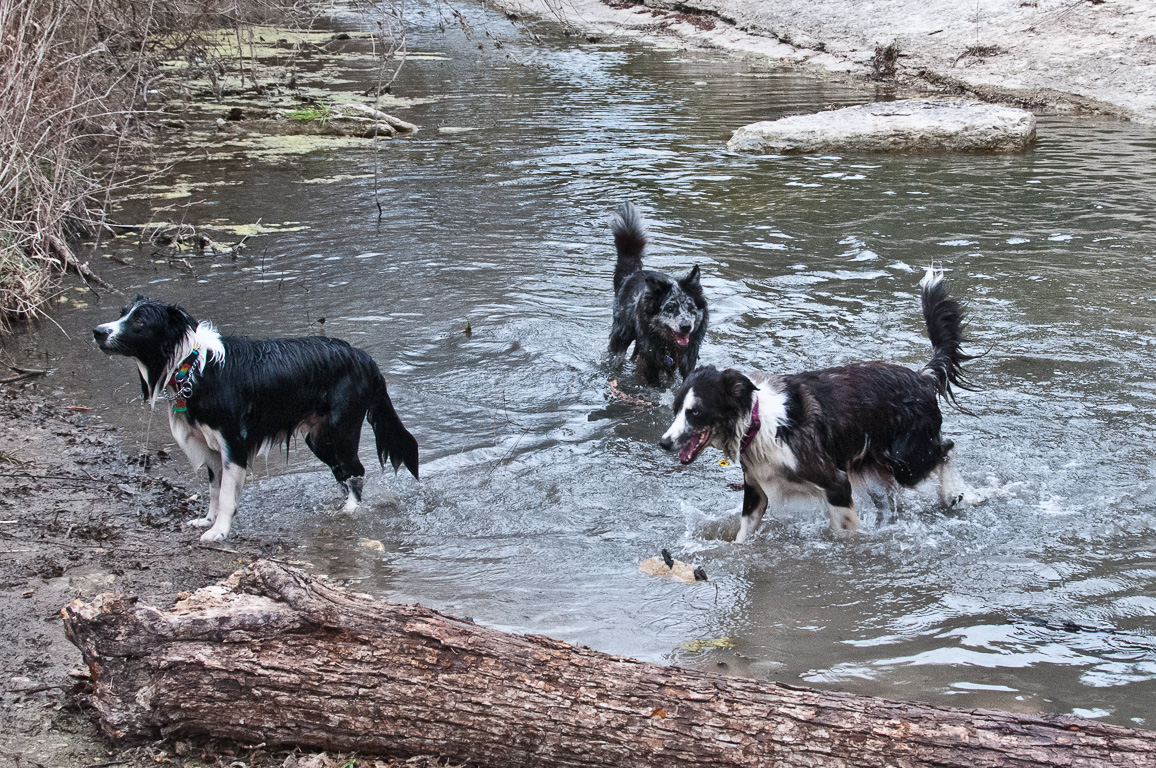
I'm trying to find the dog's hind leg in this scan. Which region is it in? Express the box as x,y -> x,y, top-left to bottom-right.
344,476 -> 365,512
736,481 -> 769,543
824,472 -> 860,533
306,427 -> 366,512
858,469 -> 900,523
936,447 -> 966,508
200,460 -> 245,542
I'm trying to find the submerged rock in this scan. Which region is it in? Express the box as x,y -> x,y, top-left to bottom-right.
728,99 -> 1037,153
362,122 -> 396,138
253,115 -> 397,139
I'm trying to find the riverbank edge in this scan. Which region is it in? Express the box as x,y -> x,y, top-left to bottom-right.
495,0 -> 1155,124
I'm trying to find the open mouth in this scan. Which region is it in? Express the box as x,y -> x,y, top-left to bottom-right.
678,429 -> 712,464
673,331 -> 691,348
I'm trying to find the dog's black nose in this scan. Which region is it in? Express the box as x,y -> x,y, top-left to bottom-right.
93,327 -> 109,344
679,324 -> 692,334
658,435 -> 674,451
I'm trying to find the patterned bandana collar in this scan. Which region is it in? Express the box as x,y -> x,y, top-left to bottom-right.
167,348 -> 199,413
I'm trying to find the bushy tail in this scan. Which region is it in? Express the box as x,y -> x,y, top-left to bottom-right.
368,377 -> 419,479
611,202 -> 647,293
920,268 -> 976,408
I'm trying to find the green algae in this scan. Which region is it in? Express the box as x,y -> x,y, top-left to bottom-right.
677,637 -> 737,652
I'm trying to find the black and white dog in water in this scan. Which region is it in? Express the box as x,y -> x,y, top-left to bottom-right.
609,203 -> 708,386
659,269 -> 973,542
94,297 -> 419,542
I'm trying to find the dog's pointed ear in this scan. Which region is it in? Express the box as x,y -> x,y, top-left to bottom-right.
722,368 -> 756,405
679,265 -> 701,288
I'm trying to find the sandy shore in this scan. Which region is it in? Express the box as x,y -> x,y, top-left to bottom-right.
502,0 -> 1156,123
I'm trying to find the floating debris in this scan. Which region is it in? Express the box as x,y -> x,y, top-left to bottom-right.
640,552 -> 706,584
677,637 -> 736,652
608,379 -> 656,407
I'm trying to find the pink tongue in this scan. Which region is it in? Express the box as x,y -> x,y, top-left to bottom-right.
675,332 -> 690,347
679,432 -> 705,464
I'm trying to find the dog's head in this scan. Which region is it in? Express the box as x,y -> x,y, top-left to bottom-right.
643,266 -> 706,349
94,296 -> 197,359
94,297 -> 208,400
659,366 -> 756,463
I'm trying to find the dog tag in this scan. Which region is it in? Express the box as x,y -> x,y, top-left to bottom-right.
173,397 -> 187,413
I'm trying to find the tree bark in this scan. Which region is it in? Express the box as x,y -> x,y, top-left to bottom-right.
62,560 -> 1156,767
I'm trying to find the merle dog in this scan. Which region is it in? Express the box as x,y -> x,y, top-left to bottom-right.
609,203 -> 708,386
659,269 -> 973,541
94,297 -> 419,542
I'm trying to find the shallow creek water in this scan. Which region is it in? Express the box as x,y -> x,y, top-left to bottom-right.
9,1 -> 1156,727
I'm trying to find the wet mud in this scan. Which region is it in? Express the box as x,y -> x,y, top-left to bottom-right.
0,384 -> 423,767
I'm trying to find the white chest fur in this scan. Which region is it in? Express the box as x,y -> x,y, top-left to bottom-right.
168,410 -> 226,470
738,387 -> 796,470
739,387 -> 826,502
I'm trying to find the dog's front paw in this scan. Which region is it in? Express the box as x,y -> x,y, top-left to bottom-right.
828,507 -> 861,534
199,527 -> 228,543
186,516 -> 213,528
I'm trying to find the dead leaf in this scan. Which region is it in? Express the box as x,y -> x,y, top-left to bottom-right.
283,753 -> 333,768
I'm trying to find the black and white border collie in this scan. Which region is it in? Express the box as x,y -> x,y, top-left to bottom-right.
94,297 -> 419,542
609,203 -> 708,386
659,269 -> 973,542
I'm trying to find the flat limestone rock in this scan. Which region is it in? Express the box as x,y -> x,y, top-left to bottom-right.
727,99 -> 1037,153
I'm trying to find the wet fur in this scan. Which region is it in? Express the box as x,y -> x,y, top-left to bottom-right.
660,270 -> 972,541
609,203 -> 708,386
94,297 -> 419,542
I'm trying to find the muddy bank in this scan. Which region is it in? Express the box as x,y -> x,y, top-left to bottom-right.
501,0 -> 1156,122
0,383 -> 435,767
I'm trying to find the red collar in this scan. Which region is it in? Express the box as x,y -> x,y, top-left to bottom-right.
739,398 -> 761,454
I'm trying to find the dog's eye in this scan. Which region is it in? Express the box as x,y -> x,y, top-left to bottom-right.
690,408 -> 701,417
133,319 -> 144,329
665,303 -> 676,313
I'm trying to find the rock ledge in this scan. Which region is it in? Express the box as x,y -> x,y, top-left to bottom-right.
728,99 -> 1037,153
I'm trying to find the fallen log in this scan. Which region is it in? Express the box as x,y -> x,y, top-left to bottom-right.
62,560 -> 1156,767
